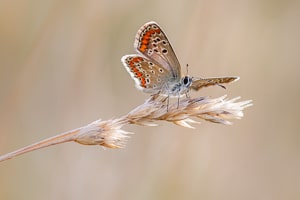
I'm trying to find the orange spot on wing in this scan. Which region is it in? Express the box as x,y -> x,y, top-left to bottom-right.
140,77 -> 146,87
127,56 -> 147,88
139,29 -> 161,52
140,45 -> 147,52
132,57 -> 140,62
142,39 -> 148,45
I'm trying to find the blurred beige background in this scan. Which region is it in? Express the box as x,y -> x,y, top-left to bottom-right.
0,0 -> 299,200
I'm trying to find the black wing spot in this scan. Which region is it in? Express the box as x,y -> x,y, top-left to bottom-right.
162,49 -> 168,54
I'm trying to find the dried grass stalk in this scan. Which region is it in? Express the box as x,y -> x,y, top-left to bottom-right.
0,95 -> 252,162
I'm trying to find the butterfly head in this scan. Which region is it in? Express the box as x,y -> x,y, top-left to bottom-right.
180,63 -> 193,92
167,75 -> 192,96
181,76 -> 192,88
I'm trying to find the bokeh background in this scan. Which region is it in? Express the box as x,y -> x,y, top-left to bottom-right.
0,0 -> 299,199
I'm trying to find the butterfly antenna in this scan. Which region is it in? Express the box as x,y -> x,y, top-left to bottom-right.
185,64 -> 189,76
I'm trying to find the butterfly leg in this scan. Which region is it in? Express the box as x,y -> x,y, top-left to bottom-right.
150,91 -> 161,101
151,90 -> 161,97
177,92 -> 180,109
184,87 -> 191,99
217,83 -> 226,89
167,95 -> 170,112
207,79 -> 226,89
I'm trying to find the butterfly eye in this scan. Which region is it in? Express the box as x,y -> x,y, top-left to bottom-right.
183,76 -> 192,87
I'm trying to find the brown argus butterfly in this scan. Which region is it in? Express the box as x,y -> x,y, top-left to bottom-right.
122,21 -> 239,98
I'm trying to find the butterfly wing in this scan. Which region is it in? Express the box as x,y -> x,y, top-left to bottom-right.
191,77 -> 239,91
134,21 -> 181,81
122,54 -> 173,94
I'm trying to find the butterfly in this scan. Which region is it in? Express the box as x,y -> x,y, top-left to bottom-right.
121,21 -> 239,98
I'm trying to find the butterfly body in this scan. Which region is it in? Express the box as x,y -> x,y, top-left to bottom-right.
122,55 -> 192,97
122,21 -> 238,97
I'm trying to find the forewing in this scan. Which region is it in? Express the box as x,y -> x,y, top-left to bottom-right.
121,54 -> 173,94
134,21 -> 181,81
191,77 -> 239,91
